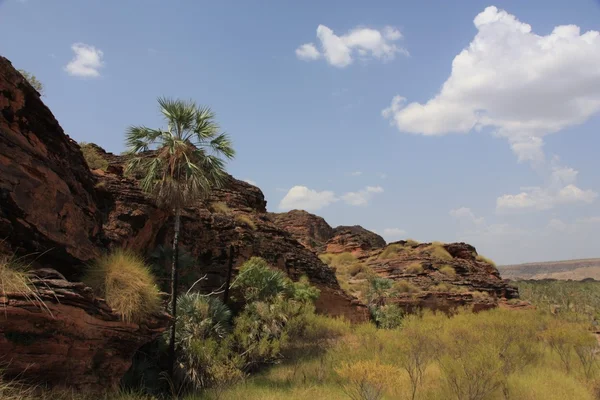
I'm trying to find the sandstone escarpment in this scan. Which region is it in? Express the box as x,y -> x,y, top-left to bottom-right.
0,269 -> 169,390
269,210 -> 386,256
93,152 -> 368,322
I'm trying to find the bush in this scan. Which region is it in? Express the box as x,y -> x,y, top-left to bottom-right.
79,142 -> 109,171
371,304 -> 404,329
379,244 -> 405,260
471,290 -> 490,300
439,265 -> 456,277
319,252 -> 357,268
475,254 -> 496,267
235,214 -> 257,230
231,257 -> 291,303
405,262 -> 424,274
430,283 -> 451,292
210,202 -> 231,214
83,249 -> 161,322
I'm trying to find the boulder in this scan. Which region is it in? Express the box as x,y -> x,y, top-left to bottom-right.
325,225 -> 386,256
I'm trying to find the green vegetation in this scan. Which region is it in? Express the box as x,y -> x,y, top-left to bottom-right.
83,249 -> 161,322
18,69 -> 43,95
209,202 -> 231,214
234,214 -> 257,230
405,262 -> 424,274
393,279 -> 421,294
516,279 -> 600,323
124,97 -> 235,375
476,254 -> 497,266
438,264 -> 456,277
191,308 -> 599,400
80,142 -> 109,170
404,239 -> 420,247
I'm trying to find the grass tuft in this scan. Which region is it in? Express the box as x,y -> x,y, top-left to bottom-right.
424,243 -> 452,261
83,249 -> 161,323
405,262 -> 424,274
210,202 -> 231,214
80,142 -> 109,171
476,254 -> 496,267
379,244 -> 405,260
439,265 -> 457,277
393,280 -> 421,294
235,214 -> 257,230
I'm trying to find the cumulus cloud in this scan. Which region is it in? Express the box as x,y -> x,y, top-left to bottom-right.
496,164 -> 597,212
65,43 -> 104,77
279,186 -> 338,211
295,43 -> 321,61
296,25 -> 407,67
382,6 -> 600,164
341,186 -> 384,206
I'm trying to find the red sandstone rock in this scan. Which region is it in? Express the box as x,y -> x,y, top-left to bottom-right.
0,269 -> 170,391
325,225 -> 386,256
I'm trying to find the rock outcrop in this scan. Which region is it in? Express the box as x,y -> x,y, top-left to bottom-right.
0,269 -> 170,390
361,240 -> 518,312
269,210 -> 386,256
325,225 -> 386,256
0,57 -> 103,276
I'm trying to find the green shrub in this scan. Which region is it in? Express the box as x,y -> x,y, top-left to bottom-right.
83,249 -> 161,322
475,254 -> 496,267
79,142 -> 109,171
379,244 -> 405,260
371,304 -> 404,329
231,257 -> 291,303
210,202 -> 231,214
405,262 -> 424,274
439,265 -> 456,277
235,214 -> 256,230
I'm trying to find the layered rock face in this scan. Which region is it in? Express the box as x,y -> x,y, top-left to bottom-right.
363,241 -> 518,312
269,210 -> 386,256
0,269 -> 170,390
0,57 -> 103,275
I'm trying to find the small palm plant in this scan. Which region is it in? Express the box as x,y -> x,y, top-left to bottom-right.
124,97 -> 235,376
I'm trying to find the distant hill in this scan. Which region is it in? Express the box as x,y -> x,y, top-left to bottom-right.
499,258 -> 600,280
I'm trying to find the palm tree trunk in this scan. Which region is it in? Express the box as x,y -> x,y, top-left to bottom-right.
168,207 -> 181,379
223,244 -> 235,305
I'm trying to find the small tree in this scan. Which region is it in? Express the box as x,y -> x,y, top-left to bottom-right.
18,69 -> 44,95
125,97 -> 235,377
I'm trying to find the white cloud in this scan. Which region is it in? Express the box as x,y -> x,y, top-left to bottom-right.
279,186 -> 338,211
243,179 -> 257,186
450,207 -> 485,225
383,227 -> 407,238
382,6 -> 600,164
295,43 -> 321,61
341,186 -> 384,206
496,164 -> 597,212
65,43 -> 104,77
296,25 -> 407,68
350,171 -> 363,176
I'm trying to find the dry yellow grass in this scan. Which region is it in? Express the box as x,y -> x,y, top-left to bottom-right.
393,279 -> 421,294
476,254 -> 496,267
235,214 -> 257,230
405,262 -> 424,274
79,142 -> 108,171
83,249 -> 161,323
0,255 -> 47,313
439,264 -> 457,277
210,201 -> 231,214
425,243 -> 452,261
379,244 -> 405,260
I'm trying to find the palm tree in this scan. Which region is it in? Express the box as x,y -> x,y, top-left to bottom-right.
124,97 -> 235,377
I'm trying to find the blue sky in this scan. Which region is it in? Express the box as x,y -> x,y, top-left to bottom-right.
2,0 -> 599,264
